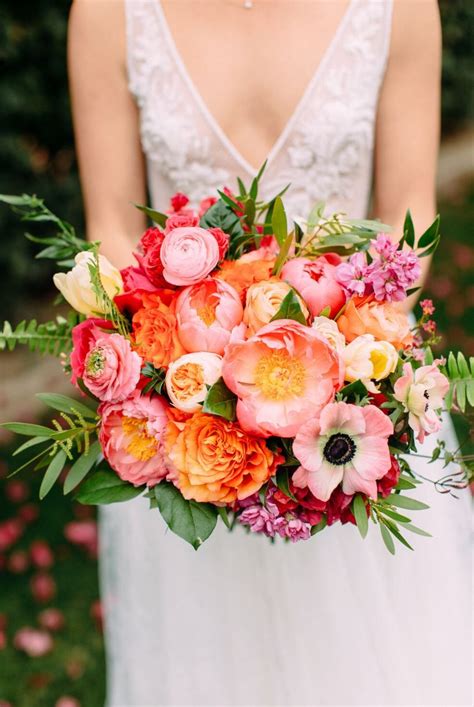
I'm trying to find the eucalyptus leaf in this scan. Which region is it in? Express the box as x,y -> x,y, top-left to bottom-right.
154,482 -> 218,549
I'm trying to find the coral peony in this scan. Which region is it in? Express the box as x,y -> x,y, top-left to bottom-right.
293,401 -> 393,501
166,413 -> 281,504
165,352 -> 223,412
281,255 -> 345,317
222,319 -> 343,437
393,363 -> 449,442
132,291 -> 184,368
100,391 -> 170,487
53,251 -> 123,317
243,278 -> 309,335
175,278 -> 244,354
337,298 -> 412,350
160,227 -> 219,286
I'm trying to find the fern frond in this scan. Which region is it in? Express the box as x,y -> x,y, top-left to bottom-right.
443,352 -> 474,412
0,314 -> 76,356
87,246 -> 131,337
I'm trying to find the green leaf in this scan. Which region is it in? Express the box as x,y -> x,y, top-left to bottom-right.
418,235 -> 440,258
383,520 -> 414,550
0,317 -> 76,356
200,199 -> 244,243
272,231 -> 294,276
352,494 -> 369,538
36,393 -> 97,420
154,482 -> 218,550
63,440 -> 102,494
417,215 -> 440,249
339,380 -> 369,401
39,450 -> 67,499
202,378 -> 237,421
270,289 -> 307,325
395,476 -> 418,491
386,495 -> 430,511
271,196 -> 288,246
378,507 -> 411,524
402,210 -> 415,248
134,203 -> 167,228
274,467 -> 297,501
319,306 -> 331,317
76,468 -> 144,504
400,522 -> 432,538
0,422 -> 57,437
217,505 -> 232,529
311,516 -> 328,535
379,522 -> 396,554
12,436 -> 50,456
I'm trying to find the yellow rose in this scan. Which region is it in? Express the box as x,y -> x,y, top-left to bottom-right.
165,352 -> 222,413
53,251 -> 123,316
243,278 -> 309,335
343,334 -> 398,392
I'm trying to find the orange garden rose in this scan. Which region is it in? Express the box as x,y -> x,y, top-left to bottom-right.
166,412 -> 281,504
337,298 -> 413,350
132,291 -> 185,367
217,258 -> 274,300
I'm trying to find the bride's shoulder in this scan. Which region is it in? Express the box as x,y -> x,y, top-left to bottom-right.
390,0 -> 441,59
68,0 -> 126,69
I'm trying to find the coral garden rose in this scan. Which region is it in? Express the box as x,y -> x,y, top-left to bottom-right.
53,251 -> 123,317
166,412 -> 281,504
160,227 -> 219,286
281,255 -> 345,318
311,316 -> 346,354
217,258 -> 274,300
82,332 -> 142,402
292,401 -> 393,501
99,390 -> 170,486
132,291 -> 184,368
343,334 -> 398,392
175,278 -> 244,354
165,352 -> 223,413
243,279 -> 309,335
337,298 -> 412,350
293,402 -> 393,501
222,319 -> 343,437
393,363 -> 449,442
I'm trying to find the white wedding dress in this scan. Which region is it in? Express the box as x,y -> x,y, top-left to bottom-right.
100,2 -> 472,705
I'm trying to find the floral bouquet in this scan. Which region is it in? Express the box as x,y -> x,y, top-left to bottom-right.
1,166 -> 473,552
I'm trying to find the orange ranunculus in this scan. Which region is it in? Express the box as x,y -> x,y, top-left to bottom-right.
165,412 -> 281,504
132,292 -> 185,367
337,298 -> 413,350
217,258 -> 274,300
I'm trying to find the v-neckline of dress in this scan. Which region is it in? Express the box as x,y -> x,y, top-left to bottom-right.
154,0 -> 357,176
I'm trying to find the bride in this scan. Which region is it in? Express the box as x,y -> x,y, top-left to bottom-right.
68,1 -> 472,705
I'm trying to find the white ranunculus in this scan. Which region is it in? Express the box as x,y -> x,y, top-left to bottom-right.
53,251 -> 123,316
165,352 -> 223,413
343,334 -> 398,391
311,316 -> 346,354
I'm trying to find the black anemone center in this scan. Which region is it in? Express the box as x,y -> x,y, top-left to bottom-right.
323,433 -> 356,465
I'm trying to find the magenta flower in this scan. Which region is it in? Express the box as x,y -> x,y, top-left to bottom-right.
239,504 -> 285,538
335,252 -> 367,297
293,401 -> 393,501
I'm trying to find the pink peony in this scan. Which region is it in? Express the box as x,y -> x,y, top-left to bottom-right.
160,227 -> 220,286
222,319 -> 343,437
82,332 -> 142,402
293,401 -> 393,501
176,277 -> 244,354
281,255 -> 345,317
99,390 -> 170,487
14,627 -> 53,657
393,363 -> 449,442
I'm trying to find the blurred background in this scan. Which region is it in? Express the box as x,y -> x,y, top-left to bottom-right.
0,1 -> 472,706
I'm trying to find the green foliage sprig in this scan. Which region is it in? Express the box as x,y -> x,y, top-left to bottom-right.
87,245 -> 130,337
442,351 -> 474,412
0,311 -> 78,356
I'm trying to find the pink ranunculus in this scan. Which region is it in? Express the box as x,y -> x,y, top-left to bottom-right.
292,401 -> 393,501
281,255 -> 346,317
393,363 -> 449,442
164,213 -> 199,233
82,332 -> 142,402
99,390 -> 170,487
175,278 -> 244,354
70,318 -> 115,385
160,227 -> 220,286
222,319 -> 343,437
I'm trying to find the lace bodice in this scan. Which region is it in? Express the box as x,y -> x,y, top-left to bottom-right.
125,0 -> 393,220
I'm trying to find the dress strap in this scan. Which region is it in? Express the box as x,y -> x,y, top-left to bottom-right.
124,0 -> 163,107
